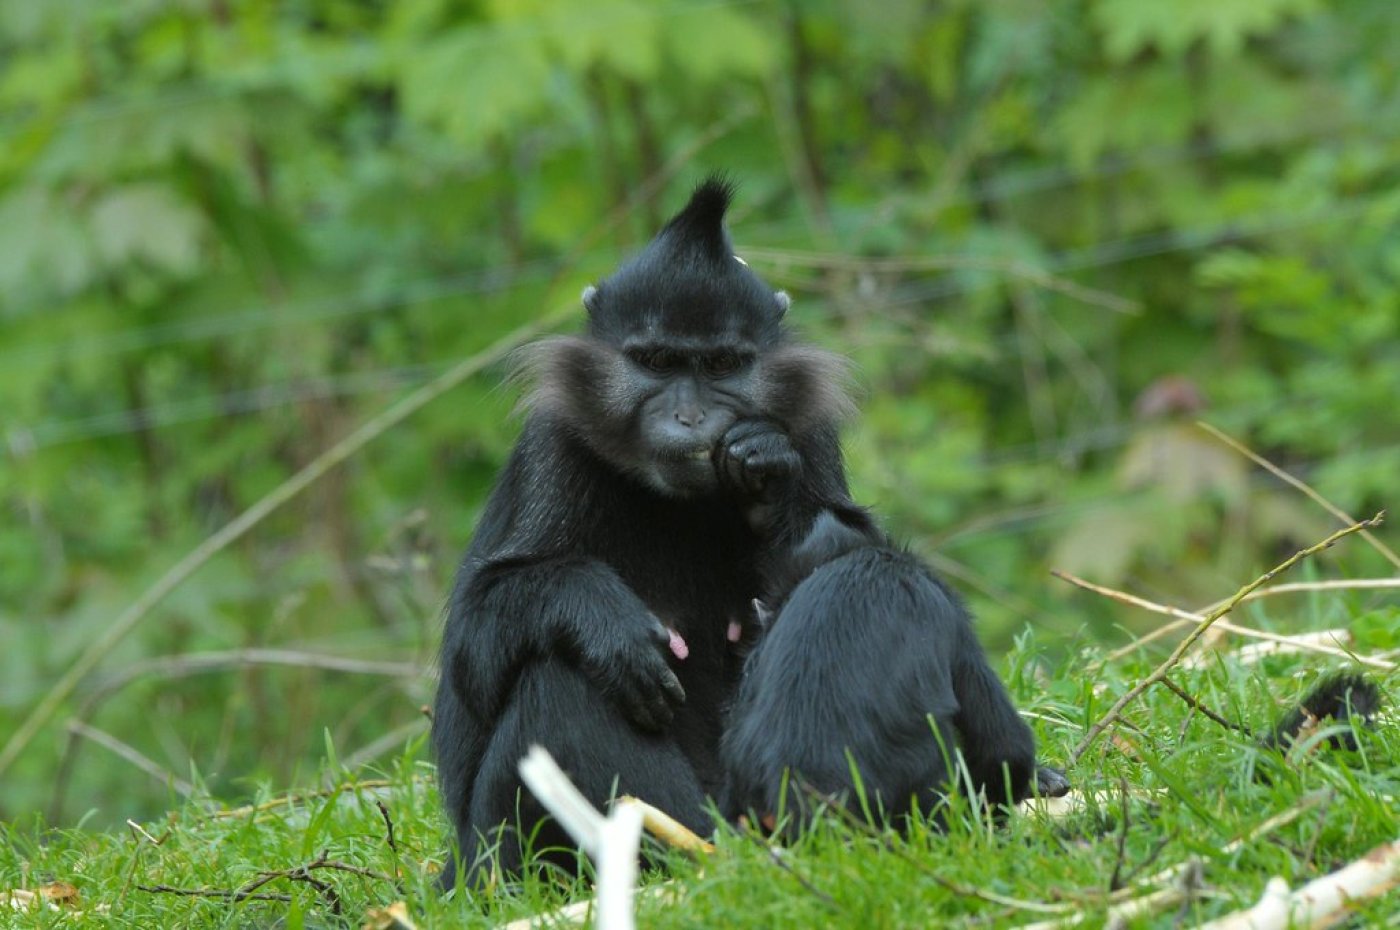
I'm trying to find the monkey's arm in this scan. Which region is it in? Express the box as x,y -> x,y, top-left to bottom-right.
443,556 -> 685,732
716,419 -> 881,598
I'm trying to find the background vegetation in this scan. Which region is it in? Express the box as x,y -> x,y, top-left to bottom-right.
1,1 -> 1397,917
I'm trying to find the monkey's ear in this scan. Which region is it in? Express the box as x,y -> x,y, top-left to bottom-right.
581,285 -> 600,313
774,291 -> 791,318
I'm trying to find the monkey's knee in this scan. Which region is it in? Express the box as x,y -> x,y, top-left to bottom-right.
466,659 -> 708,875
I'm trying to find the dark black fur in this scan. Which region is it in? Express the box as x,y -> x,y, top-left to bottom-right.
1260,673 -> 1381,753
717,432 -> 1069,831
432,178 -> 860,890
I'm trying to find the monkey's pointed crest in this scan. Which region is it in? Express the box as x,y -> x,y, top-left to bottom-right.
586,172 -> 785,344
659,174 -> 737,261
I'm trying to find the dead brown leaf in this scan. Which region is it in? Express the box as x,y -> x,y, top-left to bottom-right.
362,900 -> 418,930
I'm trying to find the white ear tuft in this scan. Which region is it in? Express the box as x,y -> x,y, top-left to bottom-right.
774,291 -> 791,317
581,285 -> 599,310
733,254 -> 748,266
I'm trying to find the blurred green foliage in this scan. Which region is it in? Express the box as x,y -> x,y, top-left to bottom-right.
1,0 -> 1396,822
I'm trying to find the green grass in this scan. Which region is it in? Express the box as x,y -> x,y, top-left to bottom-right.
3,621 -> 1396,929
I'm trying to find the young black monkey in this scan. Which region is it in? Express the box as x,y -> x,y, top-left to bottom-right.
716,426 -> 1071,834
432,177 -> 866,890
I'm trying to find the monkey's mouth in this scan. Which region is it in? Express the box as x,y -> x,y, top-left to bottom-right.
657,445 -> 714,463
643,445 -> 721,497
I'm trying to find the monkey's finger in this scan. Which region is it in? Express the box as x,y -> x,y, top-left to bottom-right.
659,668 -> 686,706
621,688 -> 660,732
645,687 -> 676,729
1034,765 -> 1071,798
646,616 -> 673,648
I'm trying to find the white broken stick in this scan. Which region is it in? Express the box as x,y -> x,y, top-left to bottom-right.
516,745 -> 645,930
1194,835 -> 1400,929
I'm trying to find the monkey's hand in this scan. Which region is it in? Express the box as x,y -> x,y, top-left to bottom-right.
1032,764 -> 1071,799
578,609 -> 687,732
715,419 -> 803,501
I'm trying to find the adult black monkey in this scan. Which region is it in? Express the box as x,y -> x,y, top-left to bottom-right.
715,381 -> 1072,833
432,177 -> 867,890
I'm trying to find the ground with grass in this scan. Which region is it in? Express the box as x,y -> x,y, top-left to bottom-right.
4,591 -> 1396,930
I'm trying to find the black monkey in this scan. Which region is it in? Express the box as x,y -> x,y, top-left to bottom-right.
431,178 -> 864,889
1255,673 -> 1381,783
716,421 -> 1071,834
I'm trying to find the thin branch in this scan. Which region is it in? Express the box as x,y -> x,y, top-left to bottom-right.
740,247 -> 1141,314
208,777 -> 425,820
1067,513 -> 1384,766
1198,577 -> 1400,613
1196,836 -> 1400,929
1057,571 -> 1396,671
1132,790 -> 1332,896
817,793 -> 1073,916
1159,677 -> 1251,735
377,800 -> 399,860
740,833 -> 839,910
1198,421 -> 1400,570
1211,628 -> 1356,669
0,315 -> 568,778
1108,777 -> 1131,892
1016,865 -> 1203,930
337,718 -> 429,773
82,648 -> 424,713
136,885 -> 291,905
66,720 -> 196,797
137,851 -> 394,917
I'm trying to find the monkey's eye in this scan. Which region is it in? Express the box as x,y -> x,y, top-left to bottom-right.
630,349 -> 678,374
701,353 -> 742,377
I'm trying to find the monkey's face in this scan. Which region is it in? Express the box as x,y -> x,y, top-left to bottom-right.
623,340 -> 756,495
516,335 -> 760,497
514,177 -> 854,496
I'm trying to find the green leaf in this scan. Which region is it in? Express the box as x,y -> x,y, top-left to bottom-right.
661,4 -> 774,81
399,23 -> 554,148
89,183 -> 205,276
1093,0 -> 1322,61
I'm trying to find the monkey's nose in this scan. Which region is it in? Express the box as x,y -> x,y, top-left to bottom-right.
674,407 -> 706,428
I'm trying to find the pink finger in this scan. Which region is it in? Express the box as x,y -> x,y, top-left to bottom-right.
667,628 -> 690,661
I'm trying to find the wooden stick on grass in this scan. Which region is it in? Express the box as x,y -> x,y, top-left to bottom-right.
1060,572 -> 1396,672
1195,835 -> 1400,929
1067,512 -> 1384,766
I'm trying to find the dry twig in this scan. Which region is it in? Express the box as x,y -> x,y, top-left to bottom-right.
66,720 -> 196,798
616,795 -> 715,854
1198,421 -> 1400,571
1195,835 -> 1400,929
1159,677 -> 1250,735
138,850 -> 394,916
1198,578 -> 1400,613
0,316 -> 568,779
1058,572 -> 1395,672
208,777 -> 424,820
1108,777 -> 1132,892
1216,629 -> 1357,669
1015,862 -> 1204,930
816,794 -> 1073,917
1067,513 -> 1384,766
740,247 -> 1141,314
